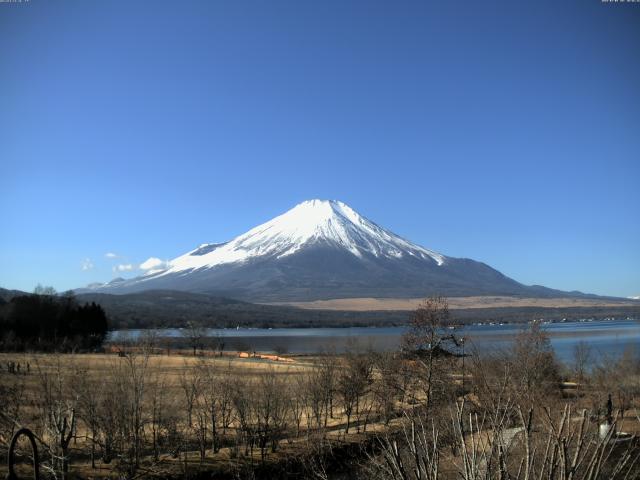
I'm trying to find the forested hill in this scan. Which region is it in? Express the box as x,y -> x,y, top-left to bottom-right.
75,290 -> 406,329
77,290 -> 640,330
1,288 -> 638,331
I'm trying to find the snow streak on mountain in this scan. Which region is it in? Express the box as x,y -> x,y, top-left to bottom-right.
162,199 -> 445,275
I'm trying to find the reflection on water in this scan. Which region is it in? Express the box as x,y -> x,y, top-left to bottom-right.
110,319 -> 640,364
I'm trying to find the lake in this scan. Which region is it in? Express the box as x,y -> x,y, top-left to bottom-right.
109,318 -> 640,365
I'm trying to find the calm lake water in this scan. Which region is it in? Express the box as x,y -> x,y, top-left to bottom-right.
110,319 -> 640,364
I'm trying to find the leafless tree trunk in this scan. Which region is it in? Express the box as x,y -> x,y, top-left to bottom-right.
251,367 -> 290,461
73,365 -> 100,469
34,356 -> 77,480
371,399 -> 640,480
573,340 -> 592,384
180,363 -> 200,428
289,375 -> 306,438
148,368 -> 168,462
305,369 -> 327,434
183,321 -> 207,356
402,296 -> 458,414
107,346 -> 151,474
337,349 -> 373,434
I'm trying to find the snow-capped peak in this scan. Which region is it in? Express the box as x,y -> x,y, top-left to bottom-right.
151,199 -> 446,276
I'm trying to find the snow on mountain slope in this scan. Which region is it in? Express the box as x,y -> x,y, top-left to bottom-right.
156,199 -> 445,276
82,199 -> 587,301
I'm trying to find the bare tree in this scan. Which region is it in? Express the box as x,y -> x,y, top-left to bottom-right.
592,347 -> 640,423
255,367 -> 289,460
212,332 -> 226,357
337,349 -> 373,434
370,399 -> 640,480
0,368 -> 26,448
317,354 -> 337,426
510,322 -> 561,406
304,369 -> 327,435
183,321 -> 207,356
192,374 -> 209,464
108,346 -> 151,474
148,369 -> 168,462
199,361 -> 221,454
179,364 -> 200,428
572,340 -> 592,398
34,356 -> 77,480
288,375 -> 307,438
230,376 -> 255,458
468,348 -> 516,430
218,363 -> 235,437
34,284 -> 57,296
73,365 -> 100,469
94,379 -> 118,464
402,296 -> 458,413
373,352 -> 404,424
197,358 -> 233,456
370,412 -> 440,480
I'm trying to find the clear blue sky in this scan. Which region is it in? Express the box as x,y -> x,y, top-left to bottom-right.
1,0 -> 638,297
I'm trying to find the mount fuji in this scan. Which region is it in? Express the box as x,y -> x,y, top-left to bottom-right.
85,200 -> 578,301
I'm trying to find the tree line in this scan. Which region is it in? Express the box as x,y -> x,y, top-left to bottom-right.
0,286 -> 108,351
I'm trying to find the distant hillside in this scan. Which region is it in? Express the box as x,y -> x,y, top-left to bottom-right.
76,290 -> 640,330
75,290 -> 405,329
3,287 -> 638,330
0,287 -> 26,303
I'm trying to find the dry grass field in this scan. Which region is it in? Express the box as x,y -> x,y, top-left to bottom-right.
1,318 -> 640,480
0,350 -> 415,479
269,295 -> 640,311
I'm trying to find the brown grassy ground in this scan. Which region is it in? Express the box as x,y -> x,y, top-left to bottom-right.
268,295 -> 639,311
2,352 -> 639,479
0,351 -> 399,479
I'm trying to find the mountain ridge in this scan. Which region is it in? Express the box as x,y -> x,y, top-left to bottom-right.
79,200 -> 601,301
